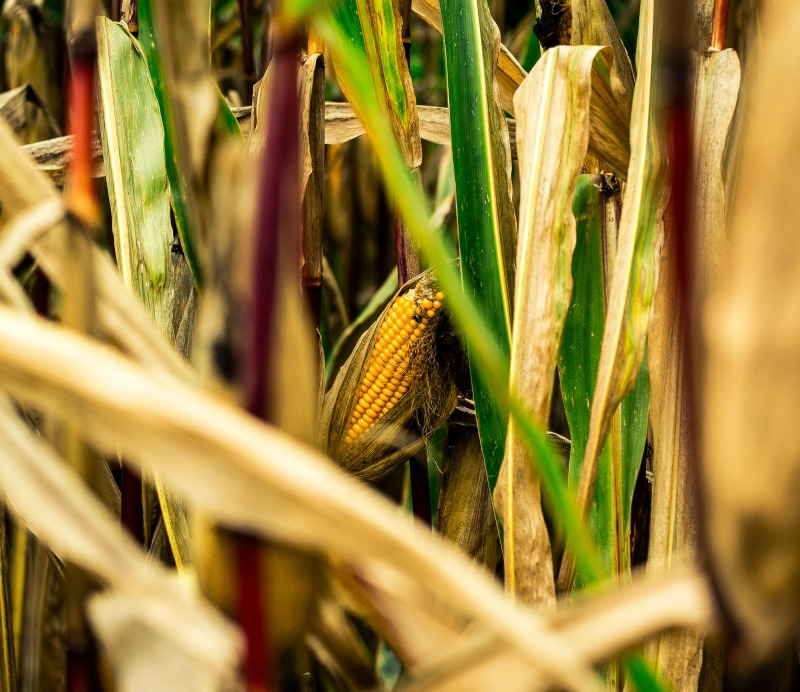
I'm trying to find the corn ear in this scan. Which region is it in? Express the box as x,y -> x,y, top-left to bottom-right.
321,271 -> 457,481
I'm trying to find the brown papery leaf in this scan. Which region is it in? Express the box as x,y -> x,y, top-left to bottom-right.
496,45 -> 611,608
401,566 -> 713,691
639,46 -> 739,690
701,0 -> 800,665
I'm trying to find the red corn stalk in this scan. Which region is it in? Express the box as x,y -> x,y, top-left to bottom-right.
237,29 -> 303,691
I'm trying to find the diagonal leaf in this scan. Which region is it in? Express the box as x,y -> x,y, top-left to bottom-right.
558,0 -> 669,592
0,305 -> 602,691
496,46 -> 612,606
440,0 -> 516,492
559,175 -> 649,591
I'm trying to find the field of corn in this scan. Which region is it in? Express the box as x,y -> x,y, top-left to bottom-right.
2,0 -> 800,689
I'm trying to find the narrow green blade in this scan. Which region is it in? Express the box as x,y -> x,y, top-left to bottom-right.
353,0 -> 421,167
440,0 -> 515,490
95,18 -> 192,571
560,0 -> 668,591
138,0 -> 204,288
560,176 -> 649,589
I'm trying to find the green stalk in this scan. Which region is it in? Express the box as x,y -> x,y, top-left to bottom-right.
438,0 -> 517,490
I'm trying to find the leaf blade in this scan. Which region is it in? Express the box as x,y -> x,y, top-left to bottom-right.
558,0 -> 669,592
440,0 -> 515,491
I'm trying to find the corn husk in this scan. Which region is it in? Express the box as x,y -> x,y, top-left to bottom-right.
321,270 -> 458,482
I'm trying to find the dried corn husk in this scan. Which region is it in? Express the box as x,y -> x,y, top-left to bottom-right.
321,271 -> 457,482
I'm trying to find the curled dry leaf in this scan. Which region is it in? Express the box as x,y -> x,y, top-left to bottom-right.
497,45 -> 613,607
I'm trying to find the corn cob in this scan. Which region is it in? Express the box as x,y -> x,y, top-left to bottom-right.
344,287 -> 445,445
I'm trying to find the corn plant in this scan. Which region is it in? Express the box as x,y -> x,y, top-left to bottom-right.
1,0 -> 799,689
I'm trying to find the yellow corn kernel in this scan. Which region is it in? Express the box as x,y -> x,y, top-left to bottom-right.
344,285 -> 444,444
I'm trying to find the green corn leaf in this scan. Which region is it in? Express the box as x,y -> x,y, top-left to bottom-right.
96,19 -> 174,333
95,18 -> 192,571
332,0 -> 367,55
440,0 -> 516,491
353,0 -> 421,167
558,0 -> 668,592
559,175 -> 649,590
138,0 -> 204,288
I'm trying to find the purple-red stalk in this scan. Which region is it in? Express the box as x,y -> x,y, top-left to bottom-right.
66,55 -> 98,228
65,33 -> 102,692
238,36 -> 302,691
665,39 -> 722,635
